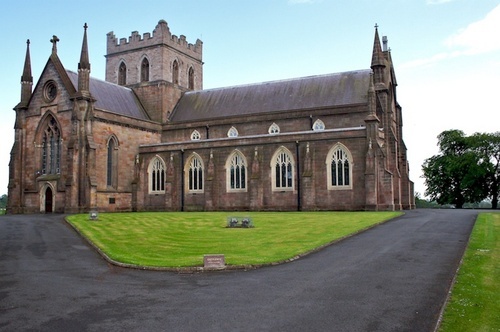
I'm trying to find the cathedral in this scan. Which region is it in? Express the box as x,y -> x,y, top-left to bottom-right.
7,20 -> 414,214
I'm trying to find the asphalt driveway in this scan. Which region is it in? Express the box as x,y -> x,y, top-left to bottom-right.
0,209 -> 478,331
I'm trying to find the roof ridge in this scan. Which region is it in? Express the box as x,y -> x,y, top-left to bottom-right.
188,69 -> 371,95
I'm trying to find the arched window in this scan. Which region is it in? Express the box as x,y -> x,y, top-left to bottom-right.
227,126 -> 238,138
149,156 -> 165,194
141,57 -> 149,82
268,123 -> 280,134
106,136 -> 118,188
313,119 -> 325,131
226,151 -> 247,192
186,154 -> 203,192
118,62 -> 127,86
172,60 -> 179,85
41,116 -> 61,175
188,67 -> 195,90
271,147 -> 294,191
191,130 -> 201,141
326,143 -> 352,190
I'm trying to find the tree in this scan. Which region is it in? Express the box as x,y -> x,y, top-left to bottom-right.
469,132 -> 500,208
0,194 -> 7,209
422,130 -> 490,208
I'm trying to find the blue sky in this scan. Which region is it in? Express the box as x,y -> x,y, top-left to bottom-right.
1,0 -> 499,197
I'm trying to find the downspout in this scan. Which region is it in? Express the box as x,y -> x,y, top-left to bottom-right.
296,141 -> 301,211
181,149 -> 185,211
205,125 -> 210,139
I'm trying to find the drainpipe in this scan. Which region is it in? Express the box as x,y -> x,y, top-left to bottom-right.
296,141 -> 301,211
181,149 -> 185,211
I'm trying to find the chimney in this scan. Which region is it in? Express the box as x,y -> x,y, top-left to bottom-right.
382,36 -> 388,52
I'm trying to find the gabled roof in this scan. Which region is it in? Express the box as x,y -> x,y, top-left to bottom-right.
66,70 -> 149,120
170,69 -> 371,123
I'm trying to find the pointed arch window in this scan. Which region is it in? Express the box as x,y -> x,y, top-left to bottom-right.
326,144 -> 352,190
226,151 -> 247,192
191,130 -> 201,141
227,126 -> 239,138
107,136 -> 118,188
271,147 -> 294,191
149,156 -> 166,194
268,123 -> 280,134
41,116 -> 61,175
141,58 -> 149,82
313,119 -> 325,131
188,67 -> 195,90
118,62 -> 127,86
186,154 -> 204,192
172,60 -> 179,85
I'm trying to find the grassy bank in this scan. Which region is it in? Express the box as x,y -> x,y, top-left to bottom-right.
439,212 -> 500,332
67,211 -> 401,268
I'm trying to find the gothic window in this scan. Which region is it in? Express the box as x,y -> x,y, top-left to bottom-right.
188,67 -> 194,90
141,58 -> 149,82
313,119 -> 325,131
326,143 -> 352,190
271,147 -> 294,191
191,130 -> 201,141
41,116 -> 61,175
172,60 -> 179,85
186,154 -> 203,192
268,123 -> 280,134
226,151 -> 247,192
149,156 -> 165,194
227,126 -> 239,138
106,136 -> 118,188
118,62 -> 127,86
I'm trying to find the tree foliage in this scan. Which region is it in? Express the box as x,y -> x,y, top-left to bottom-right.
422,130 -> 499,209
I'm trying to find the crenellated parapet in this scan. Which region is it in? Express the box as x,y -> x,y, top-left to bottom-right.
106,20 -> 202,60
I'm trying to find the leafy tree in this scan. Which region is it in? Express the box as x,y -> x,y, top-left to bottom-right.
0,194 -> 7,209
422,130 -> 490,208
469,132 -> 500,209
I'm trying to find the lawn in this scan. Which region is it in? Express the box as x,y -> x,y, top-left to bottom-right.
67,211 -> 401,268
438,212 -> 500,332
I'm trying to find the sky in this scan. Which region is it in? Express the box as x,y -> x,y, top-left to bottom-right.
1,0 -> 499,198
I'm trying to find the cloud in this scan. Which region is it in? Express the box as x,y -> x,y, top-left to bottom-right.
401,4 -> 500,69
445,4 -> 500,55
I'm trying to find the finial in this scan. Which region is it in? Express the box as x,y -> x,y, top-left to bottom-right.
374,23 -> 379,29
84,22 -> 88,30
50,35 -> 60,54
27,39 -> 30,46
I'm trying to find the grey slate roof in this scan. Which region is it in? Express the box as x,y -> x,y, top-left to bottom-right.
170,69 -> 371,122
66,70 -> 149,120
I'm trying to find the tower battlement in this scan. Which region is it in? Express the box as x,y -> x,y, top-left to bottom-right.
106,20 -> 202,59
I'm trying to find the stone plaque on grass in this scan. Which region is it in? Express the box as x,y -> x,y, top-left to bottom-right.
204,254 -> 225,269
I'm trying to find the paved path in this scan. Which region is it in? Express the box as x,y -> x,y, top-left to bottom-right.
0,209 -> 478,331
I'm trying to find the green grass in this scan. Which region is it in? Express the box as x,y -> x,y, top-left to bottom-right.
439,212 -> 500,332
67,211 -> 401,268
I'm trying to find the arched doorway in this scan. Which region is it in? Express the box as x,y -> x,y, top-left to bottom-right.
45,186 -> 53,213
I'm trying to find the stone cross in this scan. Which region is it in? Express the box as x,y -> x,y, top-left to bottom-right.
50,35 -> 60,54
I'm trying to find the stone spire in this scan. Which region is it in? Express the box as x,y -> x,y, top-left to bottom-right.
370,24 -> 385,69
20,39 -> 33,106
77,23 -> 91,94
